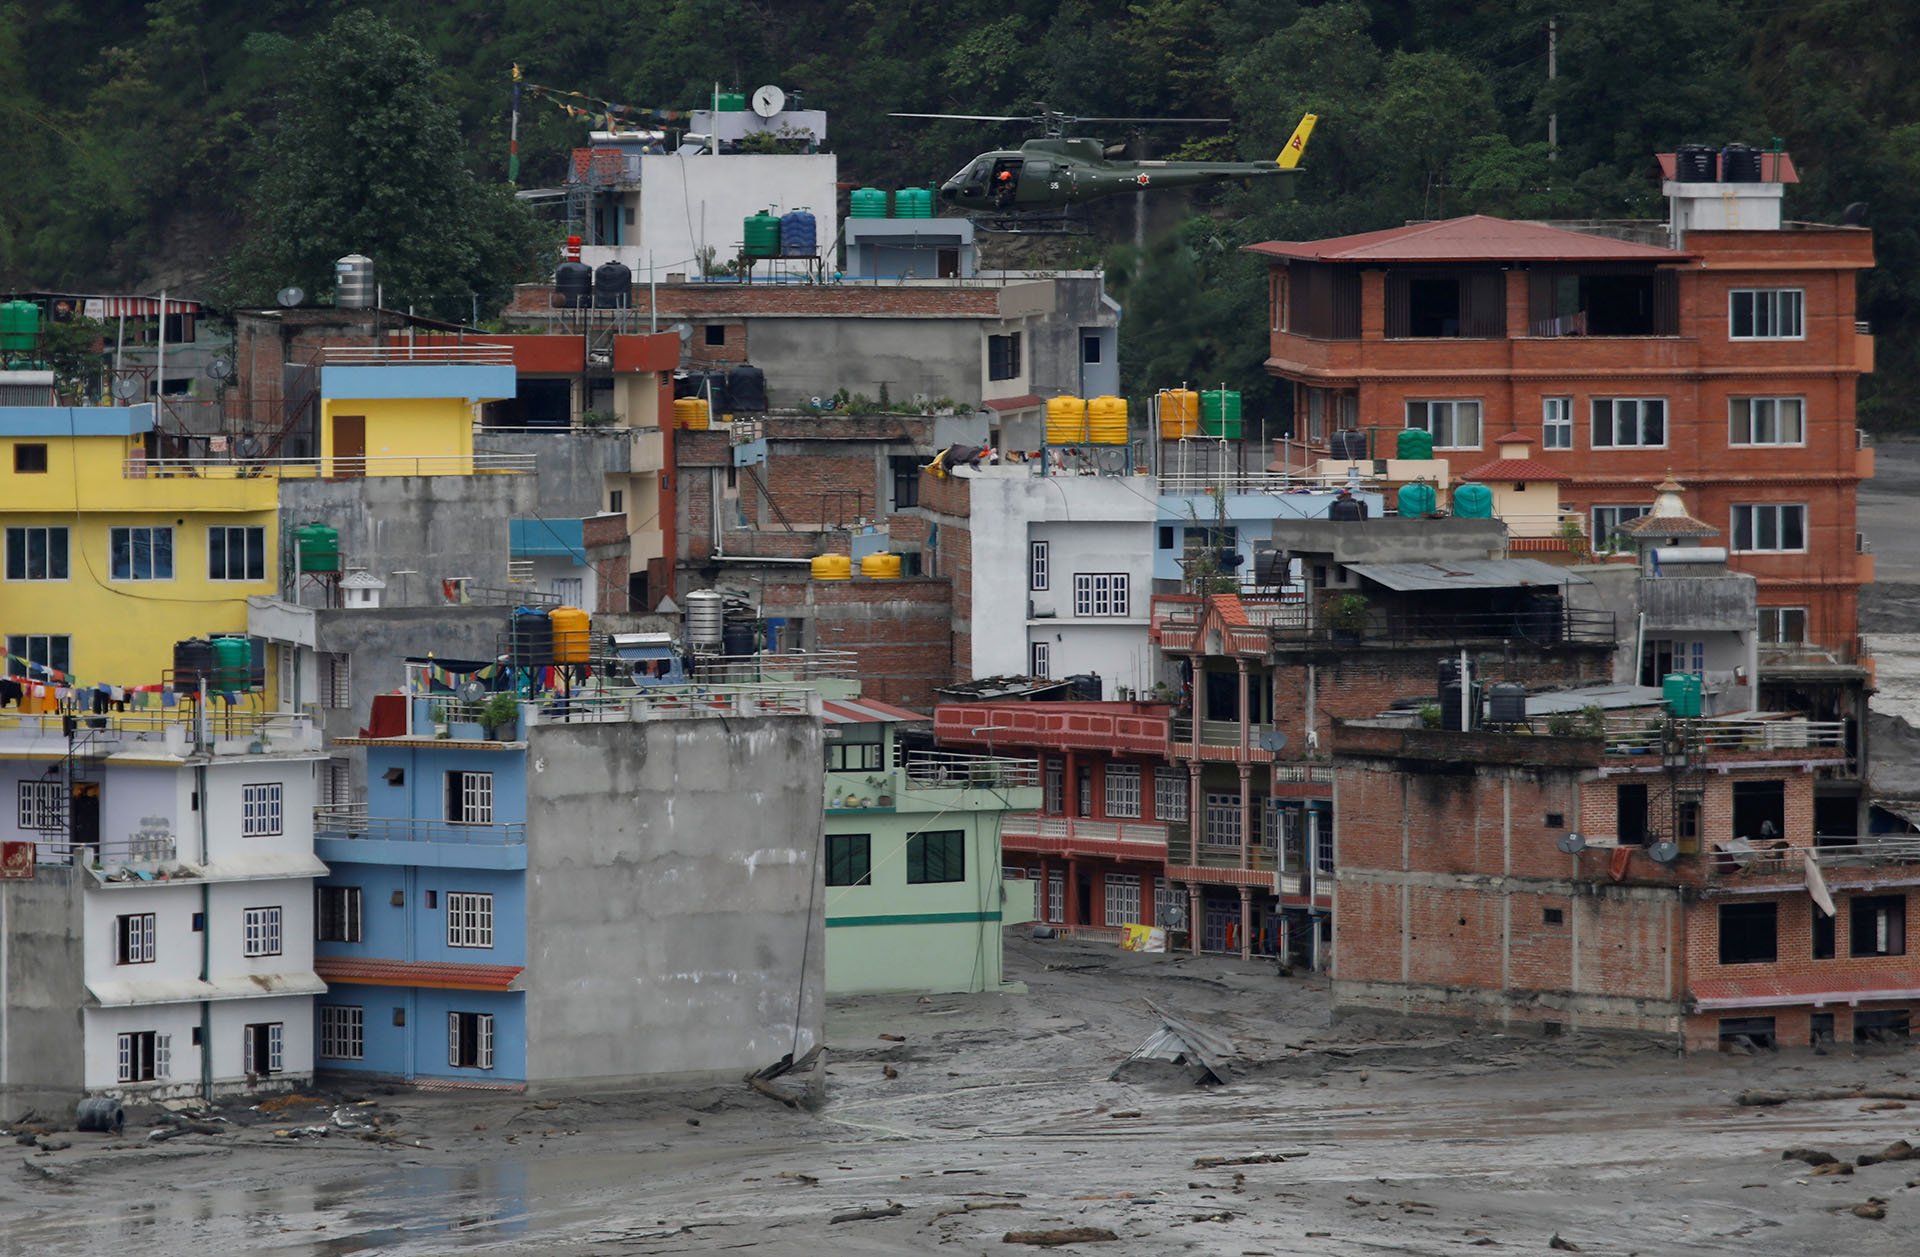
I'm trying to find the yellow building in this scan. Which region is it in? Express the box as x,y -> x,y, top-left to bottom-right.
1456,433 -> 1577,539
315,347 -> 515,477
1,403 -> 277,688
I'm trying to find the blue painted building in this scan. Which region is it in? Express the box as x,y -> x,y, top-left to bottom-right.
312,740 -> 530,1087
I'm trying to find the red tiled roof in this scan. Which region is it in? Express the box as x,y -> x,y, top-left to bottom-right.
1211,593 -> 1249,627
1655,151 -> 1797,184
985,393 -> 1043,413
1457,457 -> 1572,483
1491,431 -> 1532,444
1244,215 -> 1682,264
316,957 -> 525,991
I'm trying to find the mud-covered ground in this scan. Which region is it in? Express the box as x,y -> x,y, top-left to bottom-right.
4,934 -> 1919,1256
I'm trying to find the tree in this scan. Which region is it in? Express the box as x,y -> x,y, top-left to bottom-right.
220,10 -> 551,320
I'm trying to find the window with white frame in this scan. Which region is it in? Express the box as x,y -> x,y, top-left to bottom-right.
1542,397 -> 1573,449
1030,640 -> 1050,678
243,906 -> 283,957
1153,768 -> 1188,821
243,1022 -> 284,1074
1103,764 -> 1141,818
1073,572 -> 1130,617
316,885 -> 363,943
318,1005 -> 364,1060
109,526 -> 174,581
1590,398 -> 1667,448
1153,881 -> 1185,930
1591,505 -> 1652,552
17,779 -> 62,830
1029,540 -> 1049,591
1314,813 -> 1335,874
1759,607 -> 1809,645
1729,396 -> 1806,446
115,912 -> 156,964
1103,873 -> 1141,927
450,1011 -> 495,1069
1203,792 -> 1242,848
1731,504 -> 1807,553
117,1030 -> 168,1082
1046,870 -> 1064,923
1405,399 -> 1482,450
1043,758 -> 1063,814
242,783 -> 283,836
446,891 -> 495,948
4,526 -> 69,581
446,771 -> 494,825
6,634 -> 70,676
1730,288 -> 1804,340
207,525 -> 267,581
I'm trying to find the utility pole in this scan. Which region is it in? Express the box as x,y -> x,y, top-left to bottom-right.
1546,18 -> 1558,162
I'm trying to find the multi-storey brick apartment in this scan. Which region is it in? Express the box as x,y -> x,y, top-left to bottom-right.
1247,152 -> 1874,680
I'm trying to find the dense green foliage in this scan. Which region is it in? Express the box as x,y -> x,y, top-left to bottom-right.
2,1 -> 1917,423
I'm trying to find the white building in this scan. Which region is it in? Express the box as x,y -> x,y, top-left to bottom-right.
0,707 -> 326,1104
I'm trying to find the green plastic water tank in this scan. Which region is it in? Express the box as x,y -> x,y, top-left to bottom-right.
1663,671 -> 1703,718
1396,427 -> 1435,460
1200,390 -> 1243,438
291,523 -> 339,574
0,300 -> 38,354
849,187 -> 888,218
1453,482 -> 1494,518
1396,482 -> 1437,517
210,635 -> 252,692
743,211 -> 781,258
894,187 -> 932,218
716,92 -> 747,112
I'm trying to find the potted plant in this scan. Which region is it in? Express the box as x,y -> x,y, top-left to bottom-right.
1324,593 -> 1371,644
428,702 -> 449,738
480,692 -> 521,741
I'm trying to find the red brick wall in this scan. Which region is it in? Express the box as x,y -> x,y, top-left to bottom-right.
759,576 -> 954,708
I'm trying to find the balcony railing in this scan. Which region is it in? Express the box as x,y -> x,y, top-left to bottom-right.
1170,718 -> 1278,749
1578,715 -> 1847,756
0,708 -> 317,747
1272,606 -> 1617,648
32,836 -> 181,873
125,451 -> 536,479
1273,764 -> 1334,785
1757,641 -> 1860,668
1002,813 -> 1169,848
1708,837 -> 1920,879
314,807 -> 526,846
903,750 -> 1040,789
321,343 -> 514,366
1157,470 -> 1378,494
690,651 -> 860,683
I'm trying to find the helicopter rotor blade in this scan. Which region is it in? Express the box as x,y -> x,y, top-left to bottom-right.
1068,116 -> 1233,125
889,112 -> 1037,123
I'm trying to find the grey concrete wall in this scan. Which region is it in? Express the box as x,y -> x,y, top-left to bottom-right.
1027,273 -> 1120,400
745,319 -> 981,407
315,605 -> 512,794
476,430 -> 628,523
522,715 -> 825,1089
1,867 -> 86,1113
1267,517 -> 1510,564
1565,564 -> 1644,684
1639,574 -> 1755,633
279,474 -> 538,608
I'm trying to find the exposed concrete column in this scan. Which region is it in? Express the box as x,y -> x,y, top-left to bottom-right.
1238,763 -> 1252,871
1188,883 -> 1203,955
1239,886 -> 1253,961
1237,659 -> 1251,756
1065,857 -> 1080,929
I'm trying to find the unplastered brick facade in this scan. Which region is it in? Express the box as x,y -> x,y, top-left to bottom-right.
1330,719 -> 1913,1050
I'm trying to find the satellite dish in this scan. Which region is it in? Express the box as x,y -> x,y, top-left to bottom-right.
1648,840 -> 1681,865
1555,832 -> 1587,855
206,356 -> 233,381
111,375 -> 142,402
751,84 -> 786,118
277,286 -> 306,308
673,322 -> 693,345
1256,730 -> 1289,753
459,680 -> 488,707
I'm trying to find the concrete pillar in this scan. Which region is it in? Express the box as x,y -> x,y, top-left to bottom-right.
1064,750 -> 1079,816
1238,763 -> 1252,871
1066,857 -> 1080,928
1188,883 -> 1203,955
1038,856 -> 1050,922
1239,886 -> 1253,961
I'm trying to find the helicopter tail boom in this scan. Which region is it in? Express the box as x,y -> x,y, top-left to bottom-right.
1276,113 -> 1317,169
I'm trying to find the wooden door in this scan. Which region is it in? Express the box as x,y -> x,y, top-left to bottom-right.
331,414 -> 366,478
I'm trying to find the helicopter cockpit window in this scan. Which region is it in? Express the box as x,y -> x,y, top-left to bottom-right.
960,160 -> 990,188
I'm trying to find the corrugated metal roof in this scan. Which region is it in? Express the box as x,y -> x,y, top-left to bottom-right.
315,957 -> 526,991
1345,558 -> 1589,592
822,697 -> 929,725
510,518 -> 586,560
1245,215 -> 1683,264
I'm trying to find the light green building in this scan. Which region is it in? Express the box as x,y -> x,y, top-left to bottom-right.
820,698 -> 1040,995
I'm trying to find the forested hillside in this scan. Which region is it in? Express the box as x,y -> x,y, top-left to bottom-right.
4,0 -> 1918,426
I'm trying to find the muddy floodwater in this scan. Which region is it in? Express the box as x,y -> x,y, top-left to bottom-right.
5,934 -> 1919,1255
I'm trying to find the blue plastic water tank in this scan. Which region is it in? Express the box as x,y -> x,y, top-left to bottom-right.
779,210 -> 818,256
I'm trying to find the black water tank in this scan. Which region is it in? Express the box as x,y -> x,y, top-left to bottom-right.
1722,143 -> 1763,183
701,371 -> 732,415
1675,143 -> 1717,182
554,262 -> 593,309
593,261 -> 632,309
721,620 -> 756,657
1328,494 -> 1368,522
727,363 -> 768,413
1488,682 -> 1527,725
172,638 -> 212,695
673,372 -> 701,398
1067,673 -> 1102,701
509,607 -> 554,668
1328,429 -> 1367,459
1437,657 -> 1477,732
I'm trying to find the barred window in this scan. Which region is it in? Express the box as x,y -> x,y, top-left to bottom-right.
17,779 -> 63,830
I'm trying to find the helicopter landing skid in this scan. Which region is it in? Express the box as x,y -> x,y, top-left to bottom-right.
971,213 -> 1088,236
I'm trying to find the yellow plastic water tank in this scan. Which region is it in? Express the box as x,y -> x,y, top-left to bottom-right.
1087,395 -> 1129,445
673,397 -> 710,430
548,606 -> 592,664
1045,395 -> 1088,445
860,553 -> 903,580
811,554 -> 852,581
1159,389 -> 1200,439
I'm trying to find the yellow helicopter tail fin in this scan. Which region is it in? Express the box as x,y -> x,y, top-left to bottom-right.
1276,113 -> 1318,169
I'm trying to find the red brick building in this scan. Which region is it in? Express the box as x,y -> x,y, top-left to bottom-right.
1248,184 -> 1875,668
1332,711 -> 1917,1051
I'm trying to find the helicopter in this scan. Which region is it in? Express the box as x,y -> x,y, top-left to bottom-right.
891,107 -> 1316,222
